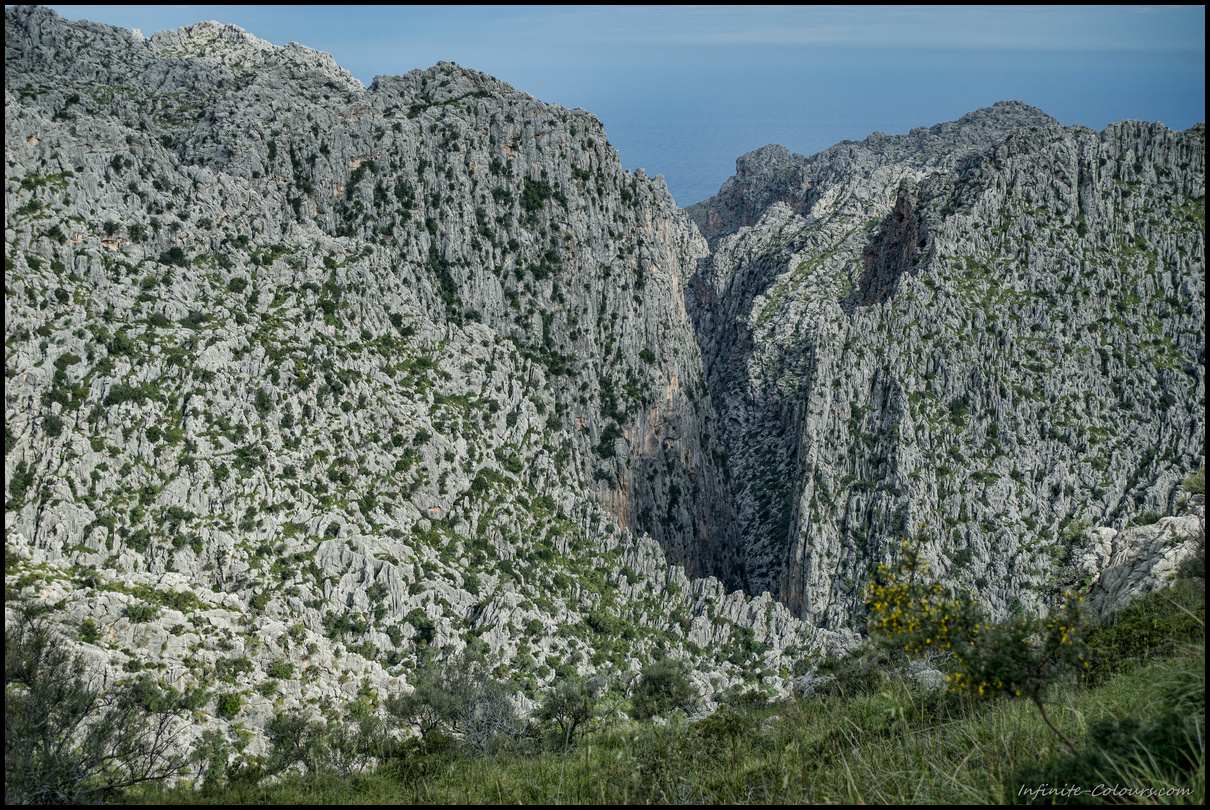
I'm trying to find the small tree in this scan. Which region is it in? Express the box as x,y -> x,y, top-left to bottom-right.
538,674 -> 606,746
386,650 -> 519,754
385,655 -> 465,745
5,609 -> 200,803
264,707 -> 390,778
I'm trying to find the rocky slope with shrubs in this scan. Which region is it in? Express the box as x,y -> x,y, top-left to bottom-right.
4,5 -> 835,758
4,3 -> 1204,766
687,102 -> 1205,629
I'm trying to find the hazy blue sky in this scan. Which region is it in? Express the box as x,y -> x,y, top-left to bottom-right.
44,6 -> 1207,205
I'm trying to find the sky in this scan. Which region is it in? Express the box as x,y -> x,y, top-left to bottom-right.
41,5 -> 1208,205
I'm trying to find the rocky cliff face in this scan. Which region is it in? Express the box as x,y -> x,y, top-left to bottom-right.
688,103 -> 1205,628
4,5 -> 1204,752
4,5 -> 822,751
5,5 -> 739,582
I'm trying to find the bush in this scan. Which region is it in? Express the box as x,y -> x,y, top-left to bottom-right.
1009,712 -> 1202,803
127,602 -> 159,623
107,332 -> 138,357
522,178 -> 553,213
813,646 -> 895,699
1183,467 -> 1205,495
8,460 -> 35,505
180,310 -> 210,330
43,413 -> 63,437
385,651 -> 520,754
105,382 -> 152,406
867,539 -> 1090,753
264,709 -> 328,777
631,658 -> 697,720
253,387 -> 273,416
264,708 -> 391,778
1083,577 -> 1205,682
5,609 -> 196,804
158,246 -> 187,267
538,675 -> 606,745
1177,528 -> 1204,580
216,692 -> 242,718
267,658 -> 295,680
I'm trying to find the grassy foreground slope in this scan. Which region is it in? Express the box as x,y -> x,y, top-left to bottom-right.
125,570 -> 1203,804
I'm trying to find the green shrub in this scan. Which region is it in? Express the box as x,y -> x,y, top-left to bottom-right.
158,246 -> 187,267
253,387 -> 273,416
1182,467 -> 1205,495
7,460 -> 35,505
42,414 -> 63,437
1009,712 -> 1202,803
538,675 -> 605,745
179,310 -> 210,329
630,658 -> 697,720
127,602 -> 158,623
217,692 -> 243,718
105,382 -> 152,406
264,710 -> 329,777
867,539 -> 1089,752
385,650 -> 520,754
693,708 -> 756,744
595,422 -> 624,459
1177,529 -> 1204,580
78,617 -> 100,644
53,353 -> 81,371
125,528 -> 152,553
267,658 -> 295,680
265,708 -> 390,778
1083,579 -> 1205,682
522,178 -> 553,212
406,608 -> 435,646
215,656 -> 254,683
814,646 -> 895,699
107,332 -> 138,357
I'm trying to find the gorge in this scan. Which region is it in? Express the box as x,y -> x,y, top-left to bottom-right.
4,6 -> 1204,756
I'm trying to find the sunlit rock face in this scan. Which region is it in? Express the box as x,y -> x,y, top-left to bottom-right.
5,5 -> 832,751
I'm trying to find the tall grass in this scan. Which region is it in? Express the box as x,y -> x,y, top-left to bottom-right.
124,583 -> 1204,805
123,646 -> 1201,804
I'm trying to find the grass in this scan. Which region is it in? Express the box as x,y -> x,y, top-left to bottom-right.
125,634 -> 1203,803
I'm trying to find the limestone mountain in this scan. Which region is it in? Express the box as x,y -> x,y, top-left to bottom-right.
687,102 -> 1205,628
3,3 -> 1204,757
5,5 -> 826,751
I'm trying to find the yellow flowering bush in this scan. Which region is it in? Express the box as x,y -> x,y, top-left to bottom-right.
866,540 -> 1089,752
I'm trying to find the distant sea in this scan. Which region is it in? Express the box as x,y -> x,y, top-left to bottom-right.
525,46 -> 1206,208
